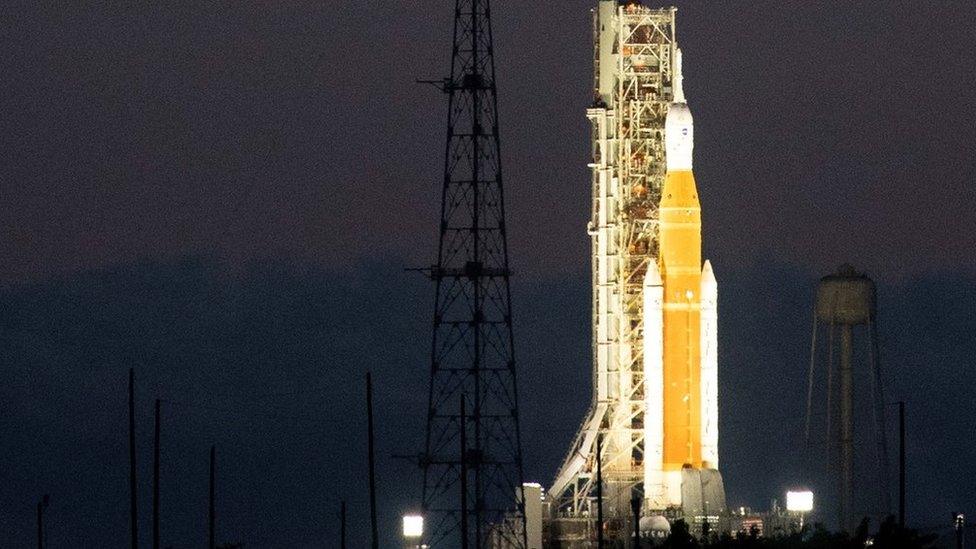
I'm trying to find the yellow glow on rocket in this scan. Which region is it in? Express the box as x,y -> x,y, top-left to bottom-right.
659,169 -> 702,470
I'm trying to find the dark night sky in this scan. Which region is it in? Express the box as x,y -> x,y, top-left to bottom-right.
1,2 -> 975,547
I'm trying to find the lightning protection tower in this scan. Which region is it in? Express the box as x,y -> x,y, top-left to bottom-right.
419,0 -> 527,547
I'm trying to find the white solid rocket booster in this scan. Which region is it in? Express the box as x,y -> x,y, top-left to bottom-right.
643,261 -> 666,509
701,259 -> 719,469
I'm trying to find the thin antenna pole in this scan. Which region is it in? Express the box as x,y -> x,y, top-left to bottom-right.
209,445 -> 215,549
460,395 -> 469,549
867,318 -> 891,513
596,435 -> 604,548
154,398 -> 161,549
805,313 -> 818,441
340,500 -> 347,549
825,320 -> 835,462
631,493 -> 642,548
839,325 -> 854,533
366,372 -> 379,549
37,495 -> 48,549
129,368 -> 138,549
899,401 -> 906,529
37,498 -> 42,549
955,514 -> 964,549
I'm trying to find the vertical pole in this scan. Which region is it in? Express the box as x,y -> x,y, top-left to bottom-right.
631,494 -> 641,548
209,445 -> 215,549
805,315 -> 819,442
596,435 -> 604,549
867,319 -> 891,515
366,372 -> 379,549
839,325 -> 854,532
469,4 -> 483,548
460,395 -> 469,549
36,498 -> 43,549
899,402 -> 906,529
340,500 -> 347,549
153,399 -> 160,549
955,514 -> 964,549
702,502 -> 710,541
129,368 -> 138,549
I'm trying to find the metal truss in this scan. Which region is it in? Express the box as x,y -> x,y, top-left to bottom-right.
420,0 -> 527,547
550,4 -> 677,519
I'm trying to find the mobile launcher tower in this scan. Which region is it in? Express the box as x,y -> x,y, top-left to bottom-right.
545,2 -> 726,545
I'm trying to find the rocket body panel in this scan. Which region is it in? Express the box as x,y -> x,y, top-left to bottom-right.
659,168 -> 703,471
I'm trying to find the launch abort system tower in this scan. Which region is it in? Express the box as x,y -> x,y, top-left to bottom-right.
548,2 -> 725,544
418,0 -> 528,547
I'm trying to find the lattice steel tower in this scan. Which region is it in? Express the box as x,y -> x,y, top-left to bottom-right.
419,0 -> 527,547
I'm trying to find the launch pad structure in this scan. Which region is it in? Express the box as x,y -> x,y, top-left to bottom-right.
546,2 -> 725,545
550,4 -> 676,514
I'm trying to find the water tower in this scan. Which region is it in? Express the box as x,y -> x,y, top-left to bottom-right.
805,265 -> 889,532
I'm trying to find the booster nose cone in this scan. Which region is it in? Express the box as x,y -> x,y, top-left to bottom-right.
645,261 -> 663,287
701,260 -> 716,294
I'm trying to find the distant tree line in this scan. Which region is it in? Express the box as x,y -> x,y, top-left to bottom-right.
654,516 -> 937,549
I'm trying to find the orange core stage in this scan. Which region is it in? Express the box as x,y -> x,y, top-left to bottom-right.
659,168 -> 703,470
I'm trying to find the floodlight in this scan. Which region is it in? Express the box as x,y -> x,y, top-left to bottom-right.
786,490 -> 814,512
403,515 -> 424,538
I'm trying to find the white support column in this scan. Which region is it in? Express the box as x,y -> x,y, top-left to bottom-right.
591,107 -> 611,404
520,483 -> 543,549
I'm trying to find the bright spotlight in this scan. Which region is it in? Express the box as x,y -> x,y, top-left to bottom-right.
402,514 -> 424,538
786,490 -> 814,512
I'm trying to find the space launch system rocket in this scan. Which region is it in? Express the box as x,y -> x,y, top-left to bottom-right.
643,50 -> 724,510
